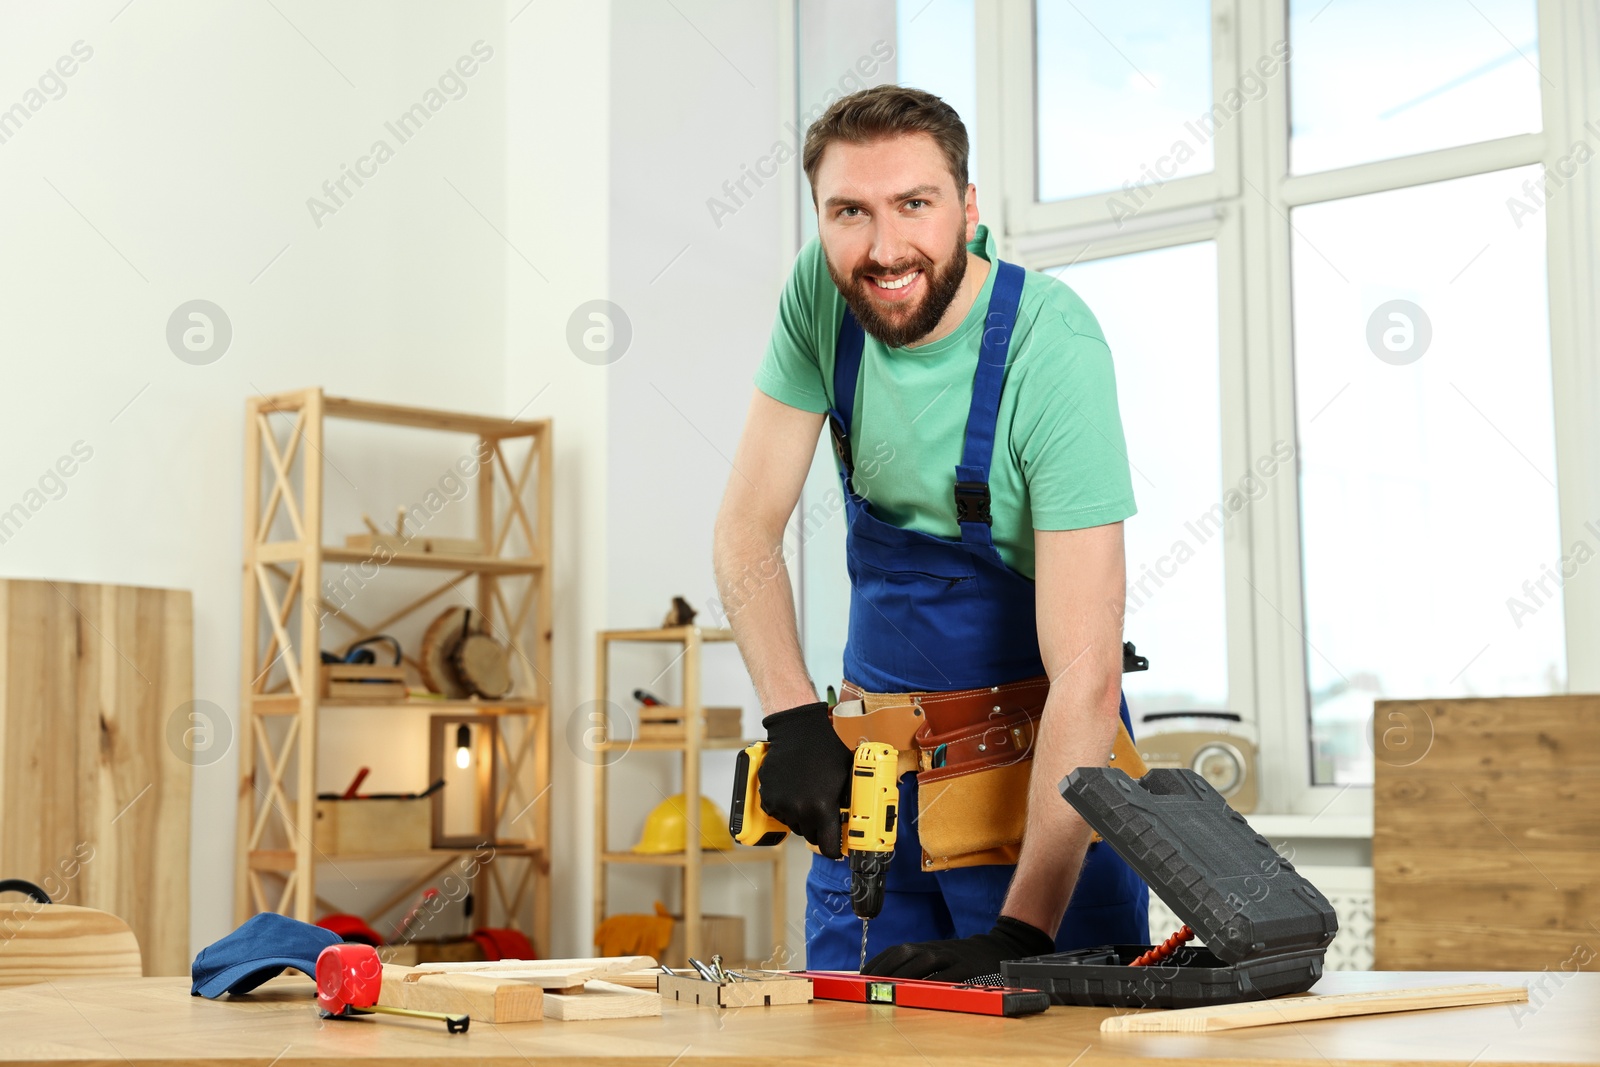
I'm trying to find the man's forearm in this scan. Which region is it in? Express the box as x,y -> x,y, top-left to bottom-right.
1000,661 -> 1122,937
712,513 -> 816,713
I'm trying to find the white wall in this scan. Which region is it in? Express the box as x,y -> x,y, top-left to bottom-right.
0,0 -> 614,960
600,0 -> 791,961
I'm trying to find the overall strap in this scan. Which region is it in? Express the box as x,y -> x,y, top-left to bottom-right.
828,308 -> 867,503
955,260 -> 1026,548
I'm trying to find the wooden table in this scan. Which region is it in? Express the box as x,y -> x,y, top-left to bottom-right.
1,971 -> 1593,1066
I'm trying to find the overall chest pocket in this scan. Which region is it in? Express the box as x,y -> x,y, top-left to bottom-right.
847,524 -> 979,586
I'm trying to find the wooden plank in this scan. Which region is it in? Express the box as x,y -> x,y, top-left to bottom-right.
542,980 -> 661,1021
1099,983 -> 1528,1033
377,965 -> 541,1023
1375,695 -> 1600,971
0,579 -> 192,976
0,904 -> 142,987
409,955 -> 655,988
321,395 -> 546,437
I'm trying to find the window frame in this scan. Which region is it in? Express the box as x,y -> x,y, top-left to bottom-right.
978,0 -> 1600,817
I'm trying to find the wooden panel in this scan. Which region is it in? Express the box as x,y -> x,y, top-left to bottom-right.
0,904 -> 142,987
1374,695 -> 1600,971
0,579 -> 192,976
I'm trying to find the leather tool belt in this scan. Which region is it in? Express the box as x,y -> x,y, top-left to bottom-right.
830,676 -> 1147,872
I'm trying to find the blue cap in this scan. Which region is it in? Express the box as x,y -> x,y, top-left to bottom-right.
191,912 -> 341,998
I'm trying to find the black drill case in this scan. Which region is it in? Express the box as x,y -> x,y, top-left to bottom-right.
1001,766 -> 1339,1009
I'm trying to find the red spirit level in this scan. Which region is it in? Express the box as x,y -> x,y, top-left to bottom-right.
793,970 -> 1050,1018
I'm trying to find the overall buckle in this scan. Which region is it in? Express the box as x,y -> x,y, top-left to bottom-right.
953,480 -> 992,525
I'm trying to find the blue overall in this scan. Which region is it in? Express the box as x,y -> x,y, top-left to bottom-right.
804,260 -> 1149,969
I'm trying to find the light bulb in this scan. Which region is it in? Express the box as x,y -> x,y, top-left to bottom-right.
455,723 -> 472,769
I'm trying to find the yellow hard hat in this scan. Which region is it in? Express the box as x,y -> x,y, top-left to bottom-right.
632,794 -> 735,853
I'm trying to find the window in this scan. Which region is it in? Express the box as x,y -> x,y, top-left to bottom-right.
1047,243 -> 1228,714
1287,0 -> 1543,174
790,1 -> 1596,815
1291,166 -> 1563,784
1035,2 -> 1214,201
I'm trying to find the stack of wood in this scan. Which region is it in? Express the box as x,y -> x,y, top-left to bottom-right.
378,956 -> 663,1022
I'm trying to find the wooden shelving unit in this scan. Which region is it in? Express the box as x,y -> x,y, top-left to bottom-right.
235,388 -> 552,953
593,626 -> 786,966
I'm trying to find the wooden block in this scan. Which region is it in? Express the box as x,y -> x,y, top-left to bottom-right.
410,955 -> 656,988
658,973 -> 812,1008
0,904 -> 143,988
543,980 -> 661,1021
637,706 -> 742,741
378,964 -> 541,1023
320,663 -> 407,701
312,797 -> 432,854
1374,695 -> 1600,970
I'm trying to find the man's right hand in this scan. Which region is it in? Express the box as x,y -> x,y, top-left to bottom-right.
757,701 -> 854,859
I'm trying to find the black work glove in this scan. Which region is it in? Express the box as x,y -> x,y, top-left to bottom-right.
862,916 -> 1056,982
757,701 -> 853,859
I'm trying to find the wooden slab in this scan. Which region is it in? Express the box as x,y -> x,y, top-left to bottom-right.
0,904 -> 142,987
377,964 -> 541,1023
1100,983 -> 1529,1033
542,980 -> 661,1021
0,579 -> 192,976
1373,695 -> 1600,970
408,955 -> 656,988
658,972 -> 812,1008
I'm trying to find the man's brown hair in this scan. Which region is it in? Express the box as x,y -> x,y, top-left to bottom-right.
802,85 -> 969,202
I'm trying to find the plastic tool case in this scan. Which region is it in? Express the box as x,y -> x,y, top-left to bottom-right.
1001,767 -> 1338,1008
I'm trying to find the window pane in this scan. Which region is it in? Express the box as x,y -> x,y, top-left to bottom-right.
1288,0 -> 1541,175
897,0 -> 980,194
1291,166 -> 1564,786
1048,242 -> 1227,714
1035,1 -> 1213,202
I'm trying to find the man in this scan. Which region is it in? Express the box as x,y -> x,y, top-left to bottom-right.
712,85 -> 1148,982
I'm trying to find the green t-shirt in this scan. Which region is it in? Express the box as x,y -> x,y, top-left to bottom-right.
754,224 -> 1135,579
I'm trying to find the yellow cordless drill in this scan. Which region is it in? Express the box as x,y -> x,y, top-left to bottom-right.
730,739 -> 898,970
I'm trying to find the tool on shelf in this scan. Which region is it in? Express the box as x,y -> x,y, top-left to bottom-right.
661,596 -> 698,627
795,970 -> 1049,1018
420,606 -> 511,699
316,943 -> 469,1033
632,688 -> 664,706
730,740 -> 898,971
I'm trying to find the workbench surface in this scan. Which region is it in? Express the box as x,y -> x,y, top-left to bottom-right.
0,970 -> 1592,1066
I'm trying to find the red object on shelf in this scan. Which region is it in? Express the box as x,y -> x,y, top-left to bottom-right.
793,970 -> 1050,1018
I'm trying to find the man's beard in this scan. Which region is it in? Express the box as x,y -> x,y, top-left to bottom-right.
827,229 -> 969,349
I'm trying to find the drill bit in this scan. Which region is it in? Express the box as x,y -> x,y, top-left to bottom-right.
859,920 -> 869,971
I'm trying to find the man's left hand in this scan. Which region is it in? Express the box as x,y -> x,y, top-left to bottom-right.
861,916 -> 1056,982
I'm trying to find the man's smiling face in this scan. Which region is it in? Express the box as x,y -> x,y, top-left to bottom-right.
814,132 -> 977,349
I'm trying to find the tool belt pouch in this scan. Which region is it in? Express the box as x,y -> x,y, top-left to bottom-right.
913,707 -> 1042,871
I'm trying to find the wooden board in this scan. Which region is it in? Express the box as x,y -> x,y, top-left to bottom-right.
1373,695 -> 1600,970
409,955 -> 656,988
542,979 -> 660,1021
1100,983 -> 1528,1032
658,972 -> 812,1008
378,964 -> 541,1022
0,579 -> 191,976
0,904 -> 142,987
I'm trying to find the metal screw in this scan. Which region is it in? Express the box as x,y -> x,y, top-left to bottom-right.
992,704 -> 1001,713
977,743 -> 986,752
